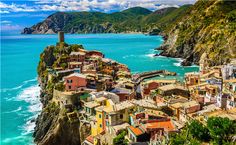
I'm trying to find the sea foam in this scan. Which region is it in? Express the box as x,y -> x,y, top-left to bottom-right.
16,85 -> 42,135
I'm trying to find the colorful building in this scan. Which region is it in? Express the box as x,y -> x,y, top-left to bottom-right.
64,73 -> 87,91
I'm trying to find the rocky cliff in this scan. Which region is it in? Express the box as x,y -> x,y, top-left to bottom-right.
34,44 -> 87,145
22,6 -> 191,34
160,0 -> 236,66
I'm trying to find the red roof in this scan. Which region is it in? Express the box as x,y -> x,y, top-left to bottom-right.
85,135 -> 94,144
146,120 -> 175,132
128,126 -> 144,136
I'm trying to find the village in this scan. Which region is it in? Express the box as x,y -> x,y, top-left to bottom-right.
46,32 -> 236,145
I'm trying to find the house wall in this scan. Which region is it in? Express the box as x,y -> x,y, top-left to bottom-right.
93,110 -> 104,136
70,55 -> 85,62
52,89 -> 80,107
68,64 -> 82,70
65,76 -> 87,91
185,104 -> 200,113
128,128 -> 137,142
118,92 -> 135,102
161,89 -> 189,98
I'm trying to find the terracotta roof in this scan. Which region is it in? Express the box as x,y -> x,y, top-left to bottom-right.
128,126 -> 144,136
85,135 -> 94,144
145,120 -> 175,132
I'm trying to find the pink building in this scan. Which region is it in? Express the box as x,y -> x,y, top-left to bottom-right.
64,73 -> 87,91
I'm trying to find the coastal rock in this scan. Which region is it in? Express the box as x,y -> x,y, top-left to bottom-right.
181,60 -> 192,66
155,44 -> 169,50
34,103 -> 81,145
160,0 -> 236,66
154,54 -> 160,57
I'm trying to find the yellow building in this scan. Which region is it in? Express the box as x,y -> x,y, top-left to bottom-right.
92,99 -> 135,136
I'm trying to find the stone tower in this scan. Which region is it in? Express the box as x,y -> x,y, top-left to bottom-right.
58,31 -> 64,43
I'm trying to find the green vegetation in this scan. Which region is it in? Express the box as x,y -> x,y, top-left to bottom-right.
55,82 -> 65,92
162,0 -> 236,66
25,6 -> 192,34
37,43 -> 85,96
170,117 -> 236,145
113,131 -> 128,145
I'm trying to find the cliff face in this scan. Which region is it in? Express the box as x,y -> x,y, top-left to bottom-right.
160,0 -> 236,66
22,6 -> 191,34
34,44 -> 87,145
34,102 -> 81,145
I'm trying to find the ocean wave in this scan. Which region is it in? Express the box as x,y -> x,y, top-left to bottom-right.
1,135 -> 34,145
0,78 -> 37,93
21,115 -> 37,135
16,85 -> 42,136
122,54 -> 135,59
173,58 -> 184,67
2,107 -> 22,114
145,53 -> 155,58
16,85 -> 40,104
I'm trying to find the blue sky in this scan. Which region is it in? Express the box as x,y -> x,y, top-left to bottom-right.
0,0 -> 196,33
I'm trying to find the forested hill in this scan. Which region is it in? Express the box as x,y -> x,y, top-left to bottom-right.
160,0 -> 236,66
21,6 -> 191,34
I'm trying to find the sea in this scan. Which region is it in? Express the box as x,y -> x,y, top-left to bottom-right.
0,33 -> 199,145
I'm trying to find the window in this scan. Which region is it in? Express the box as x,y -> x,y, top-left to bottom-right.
120,114 -> 123,119
99,114 -> 102,118
68,86 -> 71,89
67,79 -> 72,83
100,124 -> 102,128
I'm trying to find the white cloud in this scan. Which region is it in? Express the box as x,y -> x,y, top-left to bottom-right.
0,24 -> 22,31
0,0 -> 197,13
0,10 -> 9,13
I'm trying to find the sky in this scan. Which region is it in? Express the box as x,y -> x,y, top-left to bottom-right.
0,0 -> 197,33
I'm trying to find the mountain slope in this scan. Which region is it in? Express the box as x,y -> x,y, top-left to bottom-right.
21,6 -> 191,34
160,0 -> 236,66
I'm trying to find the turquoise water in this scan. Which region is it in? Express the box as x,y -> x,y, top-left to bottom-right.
0,33 -> 198,145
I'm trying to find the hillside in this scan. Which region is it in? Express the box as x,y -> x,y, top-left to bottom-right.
160,0 -> 236,66
21,6 -> 191,34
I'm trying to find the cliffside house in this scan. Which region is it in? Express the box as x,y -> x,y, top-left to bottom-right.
68,61 -> 83,69
204,84 -> 221,107
221,64 -> 236,80
185,72 -> 200,87
157,84 -> 190,98
64,73 -> 87,91
111,87 -> 135,102
169,100 -> 200,121
70,51 -> 86,62
143,79 -> 177,96
87,50 -> 104,58
127,125 -> 149,143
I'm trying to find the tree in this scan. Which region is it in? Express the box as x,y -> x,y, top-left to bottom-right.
207,117 -> 236,144
113,131 -> 128,145
188,120 -> 210,142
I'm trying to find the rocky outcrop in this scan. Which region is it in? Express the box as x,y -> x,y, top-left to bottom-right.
159,0 -> 236,66
34,103 -> 81,145
34,44 -> 88,145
